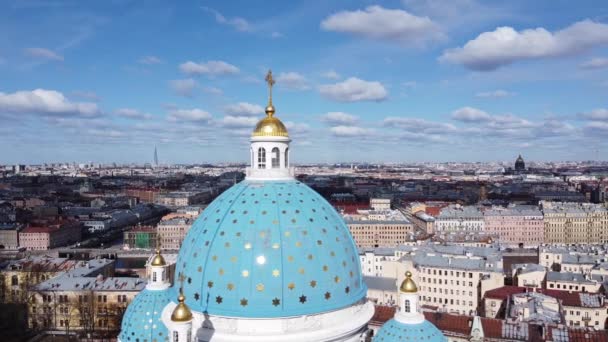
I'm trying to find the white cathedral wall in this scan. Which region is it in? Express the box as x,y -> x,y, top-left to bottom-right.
160,300 -> 374,342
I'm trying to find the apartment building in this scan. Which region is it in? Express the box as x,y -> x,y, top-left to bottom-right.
434,205 -> 484,233
541,201 -> 608,244
345,208 -> 414,248
18,221 -> 82,251
483,206 -> 544,246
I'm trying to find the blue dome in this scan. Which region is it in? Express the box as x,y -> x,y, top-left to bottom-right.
119,288 -> 171,342
173,179 -> 366,318
374,319 -> 446,342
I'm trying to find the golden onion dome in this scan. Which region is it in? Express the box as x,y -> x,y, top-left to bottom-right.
252,111 -> 289,137
171,291 -> 193,322
400,271 -> 418,293
252,70 -> 289,138
150,249 -> 166,266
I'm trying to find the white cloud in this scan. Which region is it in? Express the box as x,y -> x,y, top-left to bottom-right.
440,20 -> 608,71
0,89 -> 98,117
24,48 -> 63,61
167,109 -> 211,122
139,56 -> 162,65
321,70 -> 341,80
320,5 -> 444,45
219,115 -> 258,128
115,108 -> 152,120
202,7 -> 252,32
584,121 -> 608,133
321,112 -> 358,125
579,108 -> 608,121
169,78 -> 198,97
276,72 -> 310,90
284,122 -> 311,135
203,86 -> 223,96
71,91 -> 100,102
451,107 -> 492,122
319,77 -> 388,102
330,125 -> 373,137
475,89 -> 513,98
224,102 -> 264,116
579,57 -> 608,69
383,117 -> 456,133
179,60 -> 239,76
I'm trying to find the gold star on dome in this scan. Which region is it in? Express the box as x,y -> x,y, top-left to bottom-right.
216,296 -> 223,304
272,298 -> 280,306
299,295 -> 307,304
310,280 -> 317,288
288,282 -> 295,290
272,269 -> 280,277
240,298 -> 248,307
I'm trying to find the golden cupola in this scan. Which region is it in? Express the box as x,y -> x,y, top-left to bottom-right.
252,70 -> 289,137
150,244 -> 166,266
400,271 -> 418,293
171,288 -> 193,322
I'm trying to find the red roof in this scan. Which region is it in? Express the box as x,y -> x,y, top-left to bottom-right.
568,328 -> 608,342
21,226 -> 60,233
370,305 -> 396,325
484,286 -> 527,300
423,311 -> 472,336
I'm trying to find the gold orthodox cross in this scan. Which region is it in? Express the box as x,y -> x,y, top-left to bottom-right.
265,70 -> 275,105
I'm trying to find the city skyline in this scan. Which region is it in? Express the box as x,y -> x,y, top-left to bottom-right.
1,0 -> 608,164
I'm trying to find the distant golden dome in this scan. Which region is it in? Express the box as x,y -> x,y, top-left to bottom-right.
150,249 -> 166,266
171,292 -> 193,322
400,271 -> 418,293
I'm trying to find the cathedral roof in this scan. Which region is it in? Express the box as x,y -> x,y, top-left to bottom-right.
374,318 -> 446,342
119,288 -> 171,342
173,179 -> 367,318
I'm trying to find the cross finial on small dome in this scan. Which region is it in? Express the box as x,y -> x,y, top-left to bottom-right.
265,70 -> 276,117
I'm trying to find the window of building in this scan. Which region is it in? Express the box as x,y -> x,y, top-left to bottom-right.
11,275 -> 18,286
257,148 -> 266,168
404,299 -> 411,313
271,147 -> 280,168
173,331 -> 179,342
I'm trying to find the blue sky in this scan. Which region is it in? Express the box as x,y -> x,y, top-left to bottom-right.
1,0 -> 608,164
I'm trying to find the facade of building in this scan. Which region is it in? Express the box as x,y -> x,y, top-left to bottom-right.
29,259 -> 142,335
483,206 -> 544,246
123,226 -> 157,249
434,205 -> 484,234
18,221 -> 82,251
0,256 -> 86,303
155,190 -> 212,207
345,204 -> 414,248
0,224 -> 20,250
541,201 -> 608,244
157,217 -> 194,250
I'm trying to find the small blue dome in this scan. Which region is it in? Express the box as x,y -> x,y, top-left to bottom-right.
173,179 -> 366,318
119,289 -> 171,342
374,319 -> 446,342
